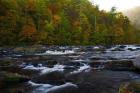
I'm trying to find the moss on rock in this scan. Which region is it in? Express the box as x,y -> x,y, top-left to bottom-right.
119,82 -> 140,93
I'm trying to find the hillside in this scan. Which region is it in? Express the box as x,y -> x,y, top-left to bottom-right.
0,0 -> 140,45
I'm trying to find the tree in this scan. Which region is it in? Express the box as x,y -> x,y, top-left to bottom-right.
0,0 -> 139,45
20,20 -> 37,43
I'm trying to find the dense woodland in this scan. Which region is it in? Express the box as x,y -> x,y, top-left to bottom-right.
0,0 -> 140,46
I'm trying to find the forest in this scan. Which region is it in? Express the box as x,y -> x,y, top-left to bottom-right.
0,0 -> 140,46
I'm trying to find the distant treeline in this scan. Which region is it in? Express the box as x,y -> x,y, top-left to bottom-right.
0,0 -> 140,46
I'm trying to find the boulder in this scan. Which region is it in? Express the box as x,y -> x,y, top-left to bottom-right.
32,71 -> 65,85
128,48 -> 135,51
89,61 -> 105,68
109,45 -> 126,51
13,45 -> 46,54
64,61 -> 81,67
133,56 -> 140,69
45,60 -> 58,68
105,60 -> 134,71
111,48 -> 125,51
119,45 -> 127,49
0,72 -> 30,88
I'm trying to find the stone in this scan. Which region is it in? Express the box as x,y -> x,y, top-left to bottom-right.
32,71 -> 65,85
0,72 -> 30,88
105,60 -> 134,71
133,56 -> 140,69
64,61 -> 81,67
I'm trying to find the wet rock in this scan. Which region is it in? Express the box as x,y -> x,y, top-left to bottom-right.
64,61 -> 81,67
89,61 -> 105,69
128,48 -> 135,51
83,46 -> 105,52
46,60 -> 58,68
0,60 -> 25,74
22,60 -> 58,68
119,45 -> 127,49
83,46 -> 94,51
19,69 -> 40,78
1,83 -> 32,93
13,45 -> 46,54
32,71 -> 65,85
47,83 -> 78,93
133,56 -> 140,69
18,55 -> 41,62
89,56 -> 106,60
136,48 -> 140,50
0,65 -> 22,73
0,60 -> 14,66
119,81 -> 140,93
126,45 -> 140,51
0,72 -> 30,88
0,48 -> 14,56
75,71 -> 137,93
64,66 -> 76,71
106,60 -> 134,71
111,48 -> 125,51
65,73 -> 82,83
1,45 -> 140,93
0,64 -> 39,78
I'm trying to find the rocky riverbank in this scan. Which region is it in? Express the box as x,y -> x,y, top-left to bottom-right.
0,45 -> 140,93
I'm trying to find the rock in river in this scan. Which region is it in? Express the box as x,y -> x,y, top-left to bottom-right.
106,60 -> 134,71
32,71 -> 65,85
133,56 -> 140,69
0,72 -> 30,88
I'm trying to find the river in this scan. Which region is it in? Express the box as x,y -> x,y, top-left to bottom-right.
0,45 -> 140,93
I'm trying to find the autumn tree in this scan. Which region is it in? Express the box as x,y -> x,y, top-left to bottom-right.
0,0 -> 139,45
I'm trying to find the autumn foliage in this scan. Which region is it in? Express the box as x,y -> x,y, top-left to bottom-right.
0,0 -> 140,46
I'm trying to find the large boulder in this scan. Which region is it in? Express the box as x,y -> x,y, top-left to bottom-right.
106,60 -> 134,71
89,60 -> 134,71
133,56 -> 140,69
0,72 -> 30,88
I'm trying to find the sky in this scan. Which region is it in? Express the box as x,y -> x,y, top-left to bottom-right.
89,0 -> 140,11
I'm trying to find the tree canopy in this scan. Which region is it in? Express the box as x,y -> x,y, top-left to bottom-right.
0,0 -> 140,46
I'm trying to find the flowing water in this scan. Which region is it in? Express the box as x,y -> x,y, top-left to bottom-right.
1,45 -> 140,93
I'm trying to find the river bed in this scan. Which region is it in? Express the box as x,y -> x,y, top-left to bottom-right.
0,45 -> 140,93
